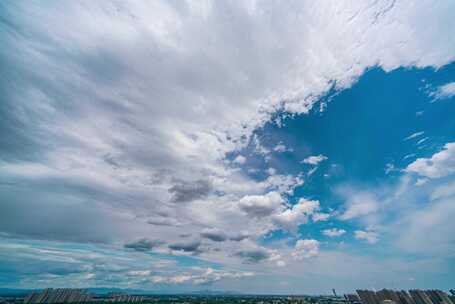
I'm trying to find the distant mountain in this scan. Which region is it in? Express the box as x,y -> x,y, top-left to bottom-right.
186,290 -> 244,296
0,288 -> 244,297
0,288 -> 34,296
85,287 -> 152,295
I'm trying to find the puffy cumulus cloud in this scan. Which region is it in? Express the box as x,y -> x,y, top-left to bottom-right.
147,216 -> 181,227
354,230 -> 379,244
168,240 -> 201,254
233,155 -> 246,165
292,239 -> 320,260
273,144 -> 286,153
124,238 -> 164,252
200,228 -> 227,242
430,82 -> 455,100
228,232 -> 250,242
273,143 -> 292,153
302,155 -> 328,165
1,0 -> 455,287
261,174 -> 304,195
238,191 -> 284,218
234,250 -> 268,264
267,250 -> 287,267
406,142 -> 455,179
168,179 -> 212,203
322,228 -> 346,237
272,198 -> 320,231
236,192 -> 319,235
234,246 -> 271,264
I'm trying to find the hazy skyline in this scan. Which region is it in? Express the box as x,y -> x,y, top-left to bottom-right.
1,0 -> 455,294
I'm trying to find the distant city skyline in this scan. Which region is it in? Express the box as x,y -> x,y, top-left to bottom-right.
1,287 -> 454,304
1,0 -> 455,293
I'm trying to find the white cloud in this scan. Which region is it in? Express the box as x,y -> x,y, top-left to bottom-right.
339,191 -> 380,220
395,196 -> 455,254
236,193 -> 319,233
234,245 -> 272,264
151,268 -> 254,285
273,198 -> 320,231
312,212 -> 331,222
200,228 -> 226,242
261,173 -> 304,195
430,82 -> 455,100
307,167 -> 318,176
415,178 -> 429,187
168,239 -> 201,254
323,228 -> 346,237
273,144 -> 292,153
416,137 -> 429,145
238,191 -> 284,218
0,238 -> 192,289
276,260 -> 286,267
406,142 -> 455,179
267,167 -> 277,175
1,0 -> 455,284
124,238 -> 164,251
354,230 -> 379,244
430,180 -> 455,200
292,239 -> 320,260
302,155 -> 328,165
385,163 -> 396,174
404,131 -> 424,141
127,270 -> 151,277
233,155 -> 246,164
147,216 -> 181,227
274,144 -> 286,153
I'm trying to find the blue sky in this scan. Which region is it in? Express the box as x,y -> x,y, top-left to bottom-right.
1,0 -> 455,294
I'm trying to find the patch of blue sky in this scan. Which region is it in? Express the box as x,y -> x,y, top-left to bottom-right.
240,62 -> 455,255
151,254 -> 223,270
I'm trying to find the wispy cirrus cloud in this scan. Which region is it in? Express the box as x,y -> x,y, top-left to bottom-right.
430,82 -> 455,100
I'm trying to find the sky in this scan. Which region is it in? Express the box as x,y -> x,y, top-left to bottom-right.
1,0 -> 455,294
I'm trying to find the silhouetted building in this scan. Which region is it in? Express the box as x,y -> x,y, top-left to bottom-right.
345,294 -> 361,304
381,300 -> 397,304
426,290 -> 453,304
377,289 -> 400,304
409,290 -> 433,304
397,290 -> 416,304
357,290 -> 380,304
107,292 -> 144,303
23,289 -> 93,304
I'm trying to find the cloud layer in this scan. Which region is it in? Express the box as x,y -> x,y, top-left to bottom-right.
1,0 -> 455,292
